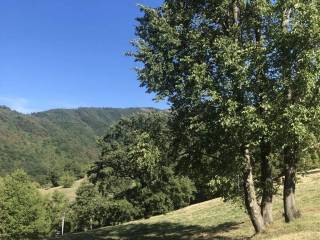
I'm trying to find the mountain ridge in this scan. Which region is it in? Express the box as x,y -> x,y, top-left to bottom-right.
0,106 -> 157,184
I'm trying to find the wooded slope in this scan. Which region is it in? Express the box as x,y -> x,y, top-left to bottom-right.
0,106 -> 151,183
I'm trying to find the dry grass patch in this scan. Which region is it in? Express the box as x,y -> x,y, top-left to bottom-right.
39,178 -> 85,201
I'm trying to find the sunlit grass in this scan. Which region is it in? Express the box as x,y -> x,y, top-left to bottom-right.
56,172 -> 320,240
39,178 -> 85,201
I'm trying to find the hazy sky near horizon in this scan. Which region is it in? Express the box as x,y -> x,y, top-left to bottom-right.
0,0 -> 167,113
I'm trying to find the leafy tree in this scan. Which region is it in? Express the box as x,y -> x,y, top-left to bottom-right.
96,199 -> 137,226
0,170 -> 50,239
63,160 -> 84,178
89,112 -> 196,220
131,0 -> 320,232
46,191 -> 70,235
46,162 -> 63,187
271,0 -> 320,222
59,172 -> 76,188
72,182 -> 101,231
132,0 -> 270,232
72,181 -> 137,231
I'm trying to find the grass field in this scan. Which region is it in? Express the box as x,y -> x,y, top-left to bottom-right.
39,178 -> 85,201
57,172 -> 320,240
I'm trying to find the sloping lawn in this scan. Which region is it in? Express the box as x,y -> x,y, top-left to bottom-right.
58,172 -> 320,240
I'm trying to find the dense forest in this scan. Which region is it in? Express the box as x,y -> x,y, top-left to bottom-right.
0,106 -> 151,185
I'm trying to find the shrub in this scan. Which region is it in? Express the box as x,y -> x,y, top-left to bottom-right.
100,199 -> 138,225
59,172 -> 76,188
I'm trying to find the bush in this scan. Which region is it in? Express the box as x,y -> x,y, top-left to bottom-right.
143,192 -> 174,218
100,199 -> 138,225
59,172 -> 76,188
167,176 -> 196,209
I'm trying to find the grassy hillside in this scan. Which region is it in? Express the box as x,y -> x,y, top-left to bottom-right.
58,172 -> 320,240
0,106 -> 152,183
39,177 -> 85,201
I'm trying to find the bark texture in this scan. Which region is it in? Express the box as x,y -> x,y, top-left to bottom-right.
260,141 -> 273,225
283,147 -> 301,222
243,147 -> 265,233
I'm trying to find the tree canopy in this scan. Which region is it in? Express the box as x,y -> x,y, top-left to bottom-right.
0,170 -> 50,240
132,0 -> 320,233
89,112 -> 196,219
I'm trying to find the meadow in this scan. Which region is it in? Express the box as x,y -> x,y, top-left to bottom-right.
56,171 -> 320,240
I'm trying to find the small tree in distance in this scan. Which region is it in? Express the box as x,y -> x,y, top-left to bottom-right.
59,172 -> 76,188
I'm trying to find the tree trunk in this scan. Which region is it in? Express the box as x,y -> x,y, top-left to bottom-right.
283,147 -> 300,222
281,6 -> 301,223
61,213 -> 65,236
260,140 -> 273,225
252,2 -> 273,225
242,146 -> 265,233
233,1 -> 240,26
90,217 -> 93,230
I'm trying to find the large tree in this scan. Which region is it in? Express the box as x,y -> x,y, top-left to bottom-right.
272,0 -> 320,222
89,112 -> 195,219
132,0 -> 320,232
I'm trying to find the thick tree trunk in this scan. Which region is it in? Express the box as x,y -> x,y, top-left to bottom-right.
242,147 -> 265,233
260,141 -> 273,225
261,198 -> 273,225
283,147 -> 300,222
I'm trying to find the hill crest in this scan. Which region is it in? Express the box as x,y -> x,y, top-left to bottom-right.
0,106 -> 156,183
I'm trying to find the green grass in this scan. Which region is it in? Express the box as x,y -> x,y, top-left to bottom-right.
39,178 -> 85,201
58,172 -> 320,240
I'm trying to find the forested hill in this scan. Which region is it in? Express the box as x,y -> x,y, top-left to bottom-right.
0,106 -> 152,184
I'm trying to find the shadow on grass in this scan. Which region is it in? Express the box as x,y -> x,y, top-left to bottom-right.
61,221 -> 245,240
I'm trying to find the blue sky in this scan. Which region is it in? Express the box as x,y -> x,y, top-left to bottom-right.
0,0 -> 167,113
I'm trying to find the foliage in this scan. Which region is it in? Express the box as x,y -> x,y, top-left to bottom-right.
131,0 -> 320,193
89,112 -> 196,221
271,0 -> 320,168
131,0 -> 265,201
131,0 -> 320,231
0,170 -> 50,240
0,106 -> 148,185
98,199 -> 138,226
46,191 -> 71,235
72,182 -> 137,231
59,172 -> 76,188
72,182 -> 102,231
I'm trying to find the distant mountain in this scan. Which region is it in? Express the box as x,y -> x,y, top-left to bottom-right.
0,106 -> 154,184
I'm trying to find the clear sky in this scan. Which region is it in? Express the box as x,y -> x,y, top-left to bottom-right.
0,0 -> 167,113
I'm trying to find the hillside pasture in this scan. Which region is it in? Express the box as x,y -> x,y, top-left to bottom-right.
57,172 -> 320,240
40,178 -> 85,201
